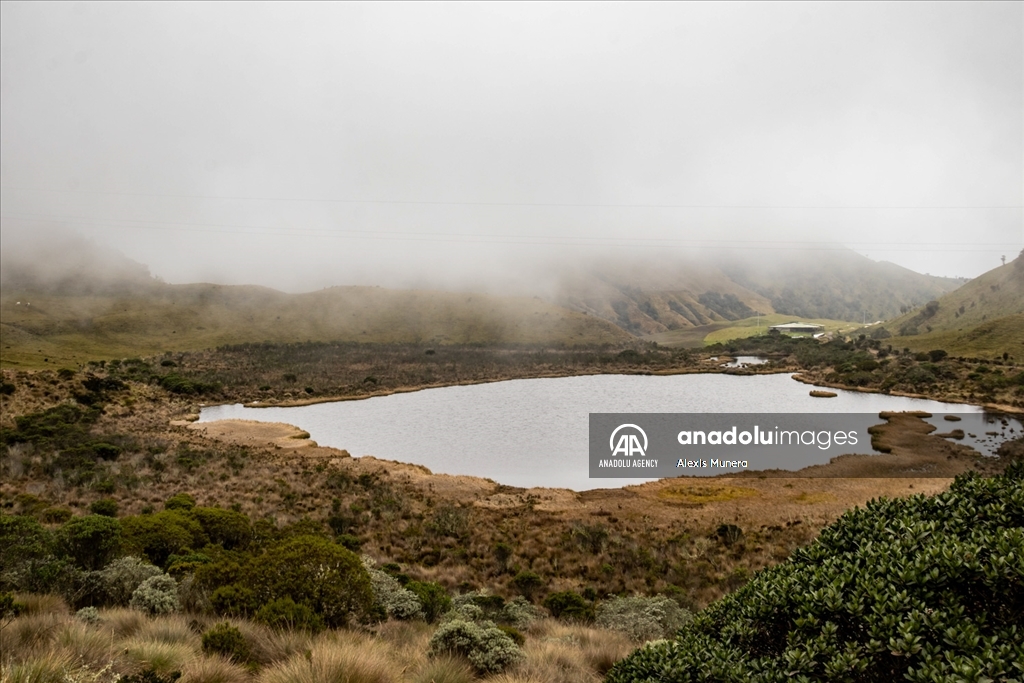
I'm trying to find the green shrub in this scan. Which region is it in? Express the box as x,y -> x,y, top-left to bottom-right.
543,590 -> 594,621
40,507 -> 73,524
99,556 -> 163,606
510,570 -> 543,599
76,606 -> 101,624
164,493 -> 196,512
121,510 -> 205,567
130,573 -> 179,615
407,581 -> 452,623
90,498 -> 119,517
247,535 -> 373,627
158,374 -> 218,395
607,465 -> 1024,682
165,551 -> 212,577
58,514 -> 122,570
428,619 -> 523,674
256,597 -> 325,633
365,557 -> 424,621
191,507 -> 251,550
201,622 -> 251,661
210,583 -> 258,617
1,591 -> 26,619
0,514 -> 53,580
499,596 -> 541,629
596,595 -> 691,643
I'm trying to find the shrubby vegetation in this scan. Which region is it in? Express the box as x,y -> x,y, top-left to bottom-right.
711,333 -> 1024,407
429,609 -> 525,674
596,595 -> 692,643
608,464 -> 1024,682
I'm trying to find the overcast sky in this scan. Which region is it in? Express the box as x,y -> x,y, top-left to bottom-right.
1,2 -> 1021,291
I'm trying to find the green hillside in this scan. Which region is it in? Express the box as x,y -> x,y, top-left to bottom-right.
0,283 -> 632,369
886,250 -> 1024,337
889,313 -> 1024,361
643,314 -> 860,348
557,249 -> 962,337
878,250 -> 1024,359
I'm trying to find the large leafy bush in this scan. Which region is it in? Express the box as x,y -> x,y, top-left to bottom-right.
608,465 -> 1024,682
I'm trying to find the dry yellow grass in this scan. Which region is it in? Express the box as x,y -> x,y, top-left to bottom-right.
656,483 -> 760,505
179,655 -> 251,683
257,633 -> 401,683
0,608 -> 643,683
121,637 -> 199,676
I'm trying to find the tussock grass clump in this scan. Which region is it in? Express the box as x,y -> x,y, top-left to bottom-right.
511,620 -> 633,683
412,655 -> 474,683
134,614 -> 200,647
96,607 -> 147,638
13,593 -> 69,616
1,612 -> 64,657
1,650 -> 78,683
53,620 -> 118,669
179,654 -> 250,683
257,635 -> 400,683
230,619 -> 312,667
121,636 -> 198,676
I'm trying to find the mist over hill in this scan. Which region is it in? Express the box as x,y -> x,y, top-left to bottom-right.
887,249 -> 1024,337
0,234 -> 970,369
553,248 -> 962,335
0,230 -> 158,295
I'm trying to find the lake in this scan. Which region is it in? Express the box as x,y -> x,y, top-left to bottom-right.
198,372 -> 1020,490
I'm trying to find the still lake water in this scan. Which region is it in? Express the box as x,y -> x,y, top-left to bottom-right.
199,372 -> 1021,490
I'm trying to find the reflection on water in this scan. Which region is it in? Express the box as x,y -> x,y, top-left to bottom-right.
199,373 -> 1020,491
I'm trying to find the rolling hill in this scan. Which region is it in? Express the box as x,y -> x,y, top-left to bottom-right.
879,250 -> 1024,359
555,249 -> 962,336
0,284 -> 632,369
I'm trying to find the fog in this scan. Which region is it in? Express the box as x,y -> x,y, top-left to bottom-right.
1,2 -> 1021,292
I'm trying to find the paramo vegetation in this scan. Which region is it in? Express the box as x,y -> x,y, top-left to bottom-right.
1,491 -> 688,682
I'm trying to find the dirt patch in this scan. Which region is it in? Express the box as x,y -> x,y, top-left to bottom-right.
185,419 -> 320,450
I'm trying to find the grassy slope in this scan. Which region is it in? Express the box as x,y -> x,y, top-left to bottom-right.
557,249 -> 962,338
882,252 -> 1024,358
889,312 -> 1024,360
0,283 -> 632,369
643,314 -> 859,348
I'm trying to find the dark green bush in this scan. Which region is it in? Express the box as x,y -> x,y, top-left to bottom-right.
121,511 -> 205,567
247,535 -> 373,627
40,507 -> 73,524
58,515 -> 122,570
608,464 -> 1024,682
256,596 -> 325,633
543,590 -> 594,621
158,374 -> 218,395
90,498 -> 119,517
164,493 -> 196,511
510,570 -> 543,599
210,583 -> 259,617
406,580 -> 452,623
201,622 -> 251,661
192,507 -> 251,550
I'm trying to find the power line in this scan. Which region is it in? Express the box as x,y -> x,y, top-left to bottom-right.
3,185 -> 1022,210
2,212 -> 1019,253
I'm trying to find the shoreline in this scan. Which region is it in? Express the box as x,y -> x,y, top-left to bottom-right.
215,363 -> 796,410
